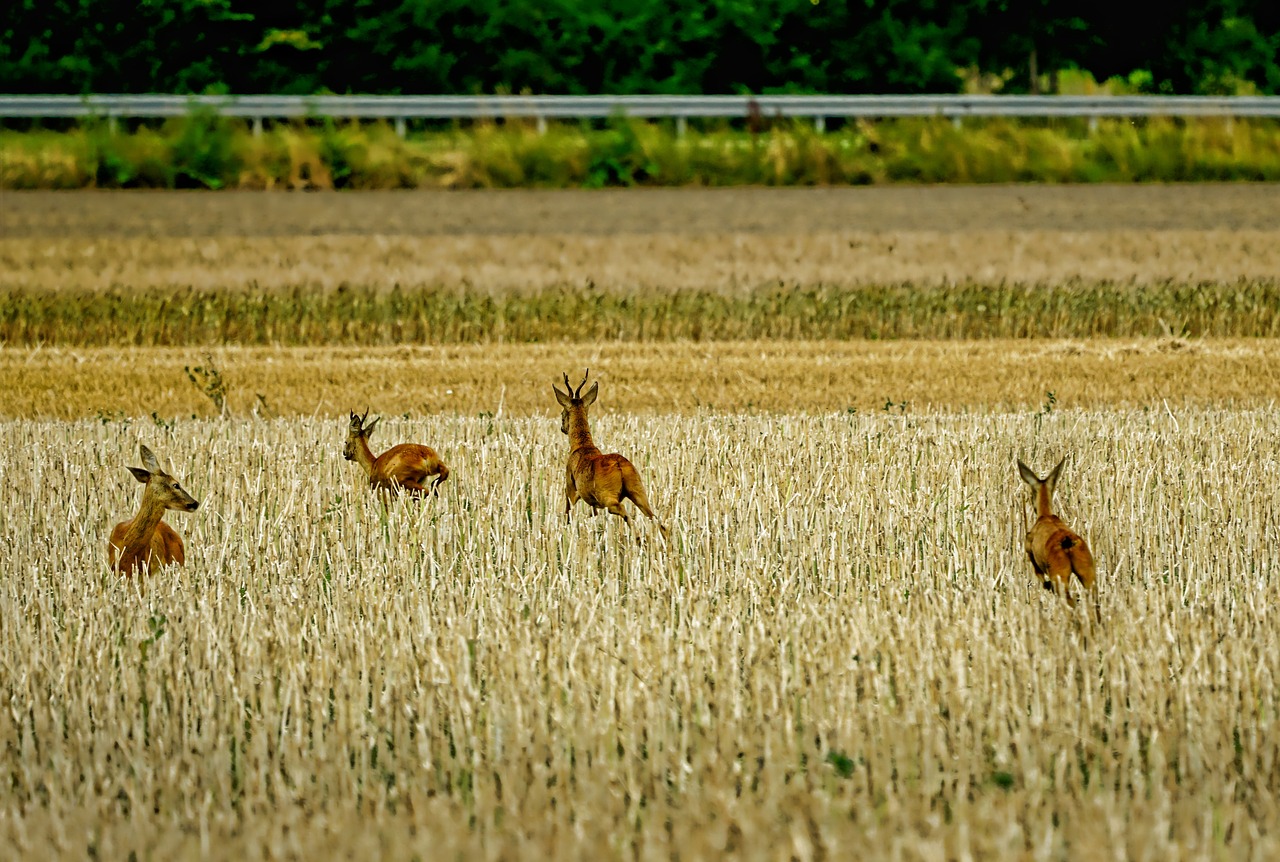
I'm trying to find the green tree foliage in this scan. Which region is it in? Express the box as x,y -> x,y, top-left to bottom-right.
0,0 -> 1276,96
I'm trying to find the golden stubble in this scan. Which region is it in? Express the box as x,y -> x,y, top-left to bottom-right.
1,408 -> 1277,859
1,339 -> 1275,420
5,228 -> 1280,291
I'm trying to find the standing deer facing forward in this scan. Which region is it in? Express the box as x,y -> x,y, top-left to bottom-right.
554,370 -> 669,542
1018,457 -> 1099,621
344,410 -> 450,497
109,444 -> 200,577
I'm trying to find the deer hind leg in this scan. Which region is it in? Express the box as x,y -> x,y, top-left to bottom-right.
565,476 -> 580,523
623,488 -> 670,542
1044,560 -> 1076,608
1069,547 -> 1101,623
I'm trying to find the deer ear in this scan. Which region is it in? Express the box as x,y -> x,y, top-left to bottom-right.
1016,460 -> 1039,487
1047,457 -> 1066,489
553,385 -> 572,408
139,445 -> 161,473
127,466 -> 151,483
582,382 -> 599,406
365,416 -> 380,437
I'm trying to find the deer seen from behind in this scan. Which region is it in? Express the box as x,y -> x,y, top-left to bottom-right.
109,444 -> 200,578
343,410 -> 450,497
554,370 -> 669,542
1017,456 -> 1099,621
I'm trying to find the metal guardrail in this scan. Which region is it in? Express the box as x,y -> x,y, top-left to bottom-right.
3,94 -> 1278,135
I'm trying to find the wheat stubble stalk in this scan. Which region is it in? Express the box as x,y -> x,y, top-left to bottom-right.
0,407 -> 1277,859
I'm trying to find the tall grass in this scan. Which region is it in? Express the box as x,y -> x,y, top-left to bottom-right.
3,116 -> 1280,189
1,407 -> 1278,859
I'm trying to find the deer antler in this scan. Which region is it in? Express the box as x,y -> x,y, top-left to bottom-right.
561,370 -> 591,399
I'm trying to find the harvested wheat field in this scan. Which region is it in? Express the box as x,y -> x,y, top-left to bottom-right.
2,186 -> 1279,860
3,409 -> 1279,860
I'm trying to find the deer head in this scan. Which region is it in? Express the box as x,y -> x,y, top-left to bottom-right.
1018,456 -> 1066,519
128,444 -> 200,512
343,409 -> 381,461
552,369 -> 599,435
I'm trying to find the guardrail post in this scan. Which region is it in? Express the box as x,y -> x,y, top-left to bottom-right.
536,115 -> 547,135
676,116 -> 687,138
395,116 -> 406,137
107,115 -> 118,135
1088,116 -> 1099,133
814,116 -> 826,133
252,116 -> 263,137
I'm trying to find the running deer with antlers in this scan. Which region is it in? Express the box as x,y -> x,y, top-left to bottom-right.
108,444 -> 200,577
554,370 -> 669,541
343,410 -> 450,497
1017,457 -> 1100,621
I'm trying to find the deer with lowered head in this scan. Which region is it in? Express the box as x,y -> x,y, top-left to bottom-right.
343,410 -> 450,497
554,370 -> 669,541
1017,457 -> 1099,621
108,444 -> 200,577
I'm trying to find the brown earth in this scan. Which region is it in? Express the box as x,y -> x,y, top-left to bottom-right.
3,185 -> 1280,290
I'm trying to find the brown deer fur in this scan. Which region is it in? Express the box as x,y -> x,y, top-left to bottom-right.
1018,457 -> 1099,621
108,444 -> 200,577
344,410 -> 449,496
554,370 -> 669,541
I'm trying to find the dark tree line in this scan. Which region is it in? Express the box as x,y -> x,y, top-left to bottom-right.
2,0 -> 1277,96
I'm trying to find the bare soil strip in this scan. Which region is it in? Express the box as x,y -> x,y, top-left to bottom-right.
4,186 -> 1280,290
6,185 -> 1280,237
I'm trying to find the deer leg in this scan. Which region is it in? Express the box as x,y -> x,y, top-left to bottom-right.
606,502 -> 646,545
625,489 -> 670,542
1074,570 -> 1102,623
565,480 -> 579,523
1055,572 -> 1077,608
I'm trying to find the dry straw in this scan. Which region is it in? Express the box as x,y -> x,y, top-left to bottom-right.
2,406 -> 1278,859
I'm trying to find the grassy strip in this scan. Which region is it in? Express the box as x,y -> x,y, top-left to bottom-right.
2,280 -> 1277,346
3,115 -> 1280,189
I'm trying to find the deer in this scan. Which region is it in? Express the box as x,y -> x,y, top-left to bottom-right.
554,370 -> 669,542
108,444 -> 200,577
343,410 -> 450,497
1017,457 -> 1100,621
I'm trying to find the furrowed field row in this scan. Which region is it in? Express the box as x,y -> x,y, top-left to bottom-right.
1,409 -> 1277,859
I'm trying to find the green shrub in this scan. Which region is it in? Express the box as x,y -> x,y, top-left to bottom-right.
2,117 -> 1279,189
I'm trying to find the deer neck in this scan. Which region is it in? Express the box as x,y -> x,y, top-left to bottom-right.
567,410 -> 596,452
1035,485 -> 1055,520
352,436 -> 378,477
117,487 -> 168,569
